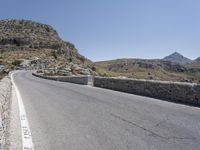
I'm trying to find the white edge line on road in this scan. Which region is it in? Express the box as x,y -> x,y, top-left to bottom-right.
11,73 -> 34,150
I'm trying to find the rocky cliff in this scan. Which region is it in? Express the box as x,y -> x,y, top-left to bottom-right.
0,19 -> 94,76
0,19 -> 83,61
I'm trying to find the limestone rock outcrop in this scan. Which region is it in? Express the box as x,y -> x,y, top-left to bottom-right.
0,19 -> 82,62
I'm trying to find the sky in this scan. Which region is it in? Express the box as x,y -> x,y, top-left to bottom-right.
0,0 -> 200,61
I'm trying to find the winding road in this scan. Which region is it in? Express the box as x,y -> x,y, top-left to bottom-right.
10,71 -> 200,150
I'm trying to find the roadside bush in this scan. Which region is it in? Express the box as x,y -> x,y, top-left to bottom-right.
87,64 -> 96,71
79,56 -> 85,63
70,65 -> 76,75
12,60 -> 22,66
51,51 -> 58,59
91,66 -> 96,71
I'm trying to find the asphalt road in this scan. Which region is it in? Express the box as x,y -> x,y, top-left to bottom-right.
11,71 -> 200,150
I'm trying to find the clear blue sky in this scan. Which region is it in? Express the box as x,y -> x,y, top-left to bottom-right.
0,0 -> 200,61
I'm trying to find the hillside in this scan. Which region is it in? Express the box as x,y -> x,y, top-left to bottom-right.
95,58 -> 200,83
0,19 -> 199,83
195,57 -> 200,62
163,52 -> 192,65
0,19 -> 94,77
185,57 -> 200,71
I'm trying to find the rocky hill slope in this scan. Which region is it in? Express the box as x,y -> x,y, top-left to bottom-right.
0,19 -> 87,62
95,58 -> 200,83
0,19 -> 94,77
185,57 -> 200,71
195,57 -> 200,62
163,52 -> 192,65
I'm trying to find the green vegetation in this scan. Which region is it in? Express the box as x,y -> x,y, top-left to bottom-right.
12,60 -> 22,66
79,56 -> 85,63
51,51 -> 58,59
87,64 -> 96,71
92,66 -> 96,71
70,65 -> 77,75
0,72 -> 6,80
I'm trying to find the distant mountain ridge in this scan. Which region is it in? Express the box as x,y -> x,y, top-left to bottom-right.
195,57 -> 200,62
185,57 -> 200,70
95,52 -> 200,83
163,52 -> 192,65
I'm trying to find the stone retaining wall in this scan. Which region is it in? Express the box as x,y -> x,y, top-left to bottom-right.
32,73 -> 93,85
0,77 -> 12,149
94,77 -> 200,106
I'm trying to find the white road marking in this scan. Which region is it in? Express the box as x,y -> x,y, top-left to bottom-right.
11,73 -> 34,150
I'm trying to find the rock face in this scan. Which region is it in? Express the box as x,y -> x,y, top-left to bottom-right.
0,19 -> 81,61
0,19 -> 95,76
163,52 -> 192,65
17,59 -> 95,76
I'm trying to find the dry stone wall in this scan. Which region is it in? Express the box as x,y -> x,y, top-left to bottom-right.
32,73 -> 200,106
94,77 -> 200,106
32,73 -> 93,85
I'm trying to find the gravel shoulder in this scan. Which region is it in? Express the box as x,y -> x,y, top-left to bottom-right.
0,76 -> 12,149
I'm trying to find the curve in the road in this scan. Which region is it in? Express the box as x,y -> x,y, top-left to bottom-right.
10,71 -> 200,150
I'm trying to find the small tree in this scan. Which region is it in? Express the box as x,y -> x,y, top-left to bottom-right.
79,56 -> 85,63
51,51 -> 58,59
12,60 -> 22,66
91,66 -> 96,71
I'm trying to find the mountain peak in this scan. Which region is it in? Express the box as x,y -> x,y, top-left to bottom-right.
163,52 -> 192,65
172,52 -> 181,55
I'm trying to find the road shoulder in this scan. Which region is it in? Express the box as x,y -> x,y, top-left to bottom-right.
9,85 -> 22,150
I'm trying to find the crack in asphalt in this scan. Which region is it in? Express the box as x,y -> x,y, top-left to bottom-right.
155,119 -> 167,127
0,93 -> 6,99
110,113 -> 196,141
